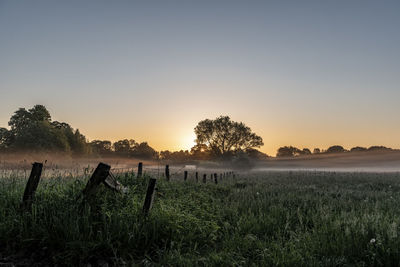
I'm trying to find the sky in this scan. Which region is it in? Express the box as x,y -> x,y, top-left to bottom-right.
0,0 -> 400,156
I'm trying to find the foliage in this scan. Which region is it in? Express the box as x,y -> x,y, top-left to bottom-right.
90,140 -> 113,156
160,150 -> 191,162
351,146 -> 368,152
326,145 -> 347,154
1,105 -> 90,154
276,146 -> 302,157
194,116 -> 263,158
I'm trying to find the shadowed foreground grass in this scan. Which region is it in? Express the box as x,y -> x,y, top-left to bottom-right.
1,171 -> 400,266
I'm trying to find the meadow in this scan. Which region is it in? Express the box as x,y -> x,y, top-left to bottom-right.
1,168 -> 400,266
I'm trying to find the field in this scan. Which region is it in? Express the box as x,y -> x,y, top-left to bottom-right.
1,168 -> 400,266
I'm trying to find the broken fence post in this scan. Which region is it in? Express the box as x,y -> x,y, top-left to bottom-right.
137,162 -> 143,178
81,163 -> 111,200
165,165 -> 170,181
195,172 -> 198,182
203,174 -> 207,183
214,173 -> 218,184
184,171 -> 188,181
143,178 -> 157,215
21,162 -> 43,210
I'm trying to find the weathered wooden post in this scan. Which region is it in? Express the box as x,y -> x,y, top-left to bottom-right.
21,162 -> 43,210
165,165 -> 170,181
81,163 -> 111,199
137,162 -> 143,178
143,178 -> 157,215
184,171 -> 188,181
203,174 -> 207,183
214,173 -> 218,184
195,172 -> 198,182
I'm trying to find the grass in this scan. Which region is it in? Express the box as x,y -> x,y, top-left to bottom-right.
1,170 -> 400,266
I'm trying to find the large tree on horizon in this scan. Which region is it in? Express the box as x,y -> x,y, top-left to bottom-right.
194,116 -> 263,157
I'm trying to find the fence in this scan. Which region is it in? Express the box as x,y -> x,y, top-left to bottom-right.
18,161 -> 237,214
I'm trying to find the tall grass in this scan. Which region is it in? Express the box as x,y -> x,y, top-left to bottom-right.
1,171 -> 400,266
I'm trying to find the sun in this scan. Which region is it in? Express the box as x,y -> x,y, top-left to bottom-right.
181,132 -> 197,151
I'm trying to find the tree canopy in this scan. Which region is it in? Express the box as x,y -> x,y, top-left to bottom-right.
1,105 -> 90,154
194,116 -> 263,158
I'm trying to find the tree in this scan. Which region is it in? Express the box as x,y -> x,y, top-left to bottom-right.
90,140 -> 113,155
0,128 -> 10,150
190,144 -> 211,160
245,148 -> 269,160
3,105 -> 91,153
276,146 -> 301,157
194,116 -> 263,158
313,148 -> 321,154
113,139 -> 136,156
160,150 -> 191,162
300,148 -> 312,155
131,142 -> 158,159
29,105 -> 51,122
368,146 -> 392,152
326,145 -> 346,154
350,146 -> 367,152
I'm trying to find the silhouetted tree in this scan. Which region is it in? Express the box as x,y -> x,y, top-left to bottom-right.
194,116 -> 263,158
245,148 -> 269,160
276,146 -> 301,157
159,150 -> 172,160
113,139 -> 137,156
368,146 -> 392,152
90,140 -> 113,155
313,148 -> 321,154
300,148 -> 312,155
160,150 -> 191,162
131,142 -> 158,159
350,146 -> 367,152
326,145 -> 346,154
2,105 -> 91,154
190,144 -> 211,160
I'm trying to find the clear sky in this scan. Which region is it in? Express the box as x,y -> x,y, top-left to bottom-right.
1,0 -> 399,155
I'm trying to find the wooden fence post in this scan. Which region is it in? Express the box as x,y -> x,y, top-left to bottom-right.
220,173 -> 223,181
203,174 -> 207,183
165,165 -> 170,181
81,163 -> 111,200
137,162 -> 143,178
143,178 -> 157,215
21,162 -> 43,210
214,173 -> 218,184
184,171 -> 188,181
195,172 -> 198,182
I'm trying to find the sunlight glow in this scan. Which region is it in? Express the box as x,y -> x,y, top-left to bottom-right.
181,132 -> 197,151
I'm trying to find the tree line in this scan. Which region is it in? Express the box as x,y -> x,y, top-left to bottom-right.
276,145 -> 394,157
0,106 -> 267,162
2,105 -> 393,161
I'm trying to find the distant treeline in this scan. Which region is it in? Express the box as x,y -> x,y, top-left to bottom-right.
276,145 -> 395,157
1,105 -> 395,161
0,105 -> 268,162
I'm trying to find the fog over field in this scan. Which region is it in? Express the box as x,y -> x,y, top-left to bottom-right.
255,151 -> 400,172
2,150 -> 400,174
